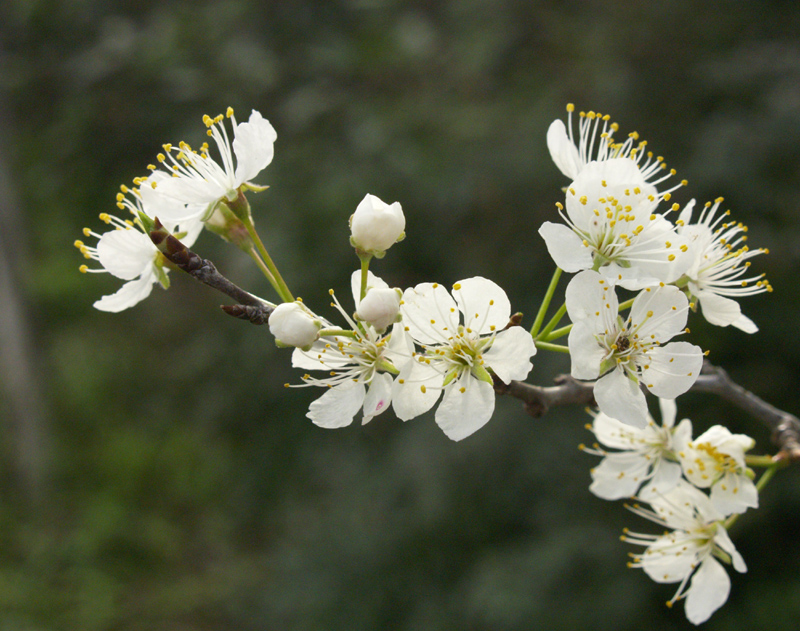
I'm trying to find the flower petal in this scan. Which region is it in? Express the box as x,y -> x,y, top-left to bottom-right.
435,377 -> 495,441
538,221 -> 593,272
567,320 -> 605,380
640,342 -> 704,399
483,327 -> 536,383
400,282 -> 459,346
452,276 -> 511,334
546,118 -> 582,180
93,271 -> 156,312
685,557 -> 731,625
232,110 -> 278,185
362,373 -> 393,424
96,228 -> 156,280
594,369 -> 648,428
391,360 -> 442,420
306,380 -> 365,428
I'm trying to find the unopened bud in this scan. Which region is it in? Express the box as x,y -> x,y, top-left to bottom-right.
349,194 -> 405,255
356,287 -> 402,332
268,302 -> 321,349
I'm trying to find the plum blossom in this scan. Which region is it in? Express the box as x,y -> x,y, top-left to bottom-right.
75,184 -> 203,312
290,272 -> 411,429
678,425 -> 758,516
566,270 -> 704,428
582,398 -> 691,500
676,197 -> 771,333
547,104 -> 684,194
149,108 -> 277,218
623,481 -> 747,625
349,194 -> 406,255
539,158 -> 689,289
393,277 -> 536,441
269,302 -> 321,349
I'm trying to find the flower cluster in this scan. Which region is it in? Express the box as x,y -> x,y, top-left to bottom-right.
76,103 -> 776,625
582,398 -> 759,623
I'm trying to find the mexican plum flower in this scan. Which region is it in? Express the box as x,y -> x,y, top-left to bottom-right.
539,158 -> 689,289
289,272 -> 411,429
676,197 -> 771,333
393,277 -> 536,441
149,108 -> 277,219
75,183 -> 203,312
356,286 -> 402,332
547,103 -> 685,194
677,425 -> 758,516
349,194 -> 406,256
623,481 -> 747,625
582,398 -> 691,501
566,270 -> 704,428
269,301 -> 322,349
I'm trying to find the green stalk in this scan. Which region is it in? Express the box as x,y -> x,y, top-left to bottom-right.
530,267 -> 563,337
534,340 -> 570,354
536,302 -> 567,341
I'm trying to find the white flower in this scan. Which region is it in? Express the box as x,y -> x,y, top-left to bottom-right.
676,197 -> 771,333
349,194 -> 406,255
357,287 -> 402,332
623,481 -> 747,625
547,104 -> 685,194
583,398 -> 691,500
290,272 -> 411,429
75,185 -> 203,312
566,270 -> 704,428
539,158 -> 690,289
678,425 -> 758,516
393,277 -> 536,441
269,302 -> 321,349
150,108 -> 277,214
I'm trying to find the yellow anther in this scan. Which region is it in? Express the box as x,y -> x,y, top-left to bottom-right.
79,264 -> 89,273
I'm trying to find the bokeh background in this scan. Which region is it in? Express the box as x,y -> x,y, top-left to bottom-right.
2,0 -> 800,629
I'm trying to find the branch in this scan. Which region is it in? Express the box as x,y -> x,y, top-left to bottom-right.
149,219 -> 275,325
692,361 -> 800,462
496,361 -> 800,462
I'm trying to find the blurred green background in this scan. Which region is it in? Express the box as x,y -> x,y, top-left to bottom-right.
1,0 -> 800,629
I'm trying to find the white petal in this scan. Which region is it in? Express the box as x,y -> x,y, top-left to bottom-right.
567,320 -> 605,380
732,312 -> 758,334
232,110 -> 277,185
452,277 -> 511,334
546,119 -> 581,180
391,360 -> 442,420
710,473 -> 759,516
592,412 -> 646,450
565,270 -> 617,324
96,228 -> 156,280
435,377 -> 494,441
639,460 -> 682,500
594,369 -> 648,428
93,272 -> 156,312
658,397 -> 677,429
714,525 -> 747,574
697,291 -> 743,328
685,557 -> 730,625
350,269 -> 389,308
400,282 -> 459,345
640,342 -> 704,399
362,373 -> 393,424
140,176 -> 206,223
538,221 -> 593,272
483,327 -> 536,383
630,284 -> 689,343
589,452 -> 650,500
306,380 -> 365,428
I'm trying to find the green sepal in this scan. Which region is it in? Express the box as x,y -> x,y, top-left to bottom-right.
441,367 -> 461,388
471,363 -> 493,385
137,211 -> 155,233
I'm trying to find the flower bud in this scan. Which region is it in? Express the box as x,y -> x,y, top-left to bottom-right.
356,287 -> 402,332
349,194 -> 405,255
268,302 -> 321,349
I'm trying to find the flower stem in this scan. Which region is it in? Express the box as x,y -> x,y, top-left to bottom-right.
536,302 -> 567,341
359,254 -> 372,302
534,340 -> 570,354
530,267 -> 563,337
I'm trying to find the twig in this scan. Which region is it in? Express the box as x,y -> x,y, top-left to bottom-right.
692,361 -> 800,462
149,218 -> 275,325
496,361 -> 800,462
